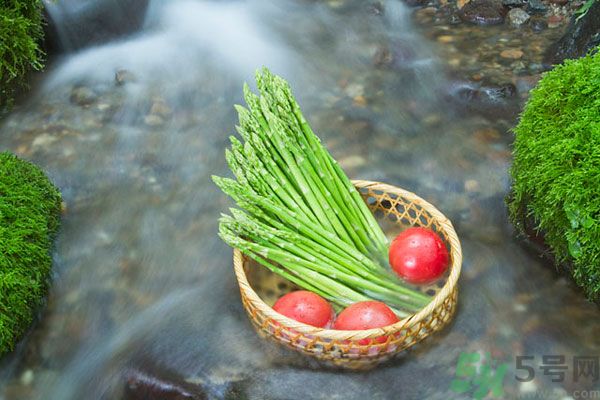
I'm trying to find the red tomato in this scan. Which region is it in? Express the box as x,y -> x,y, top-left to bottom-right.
389,227 -> 449,283
273,291 -> 335,328
333,301 -> 399,345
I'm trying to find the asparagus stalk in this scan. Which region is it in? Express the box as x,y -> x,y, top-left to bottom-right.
214,68 -> 431,316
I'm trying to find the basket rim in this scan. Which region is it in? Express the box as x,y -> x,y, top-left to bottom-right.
233,179 -> 462,341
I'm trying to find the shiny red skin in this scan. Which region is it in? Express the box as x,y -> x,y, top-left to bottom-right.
389,227 -> 449,284
273,291 -> 335,328
333,301 -> 399,345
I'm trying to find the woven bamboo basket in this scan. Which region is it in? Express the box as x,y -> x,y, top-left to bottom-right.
233,180 -> 462,370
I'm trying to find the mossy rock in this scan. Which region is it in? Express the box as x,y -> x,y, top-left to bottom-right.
0,152 -> 61,356
509,50 -> 600,302
0,1 -> 45,112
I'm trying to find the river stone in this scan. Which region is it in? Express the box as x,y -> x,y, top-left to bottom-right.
530,16 -> 548,32
447,81 -> 519,120
403,0 -> 429,6
508,8 -> 530,27
123,367 -> 207,400
543,0 -> 600,64
44,0 -> 150,52
70,86 -> 97,107
115,69 -> 136,86
458,0 -> 507,25
502,0 -> 526,6
527,0 -> 547,13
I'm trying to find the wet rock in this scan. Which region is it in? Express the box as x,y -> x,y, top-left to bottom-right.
149,98 -> 172,117
543,0 -> 600,64
368,1 -> 385,15
123,367 -> 207,400
447,81 -> 519,119
526,0 -> 547,13
403,0 -> 429,7
458,0 -> 507,25
547,14 -> 563,28
115,69 -> 136,86
70,86 -> 97,107
500,48 -> 524,59
144,115 -> 164,126
44,0 -> 150,52
529,16 -> 548,32
373,46 -> 394,67
457,0 -> 470,9
223,379 -> 252,400
437,35 -> 455,43
502,0 -> 526,6
373,41 -> 418,68
507,8 -> 530,26
20,369 -> 34,386
515,74 -> 541,94
464,179 -> 480,192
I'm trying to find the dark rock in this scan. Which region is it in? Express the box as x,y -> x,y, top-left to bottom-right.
368,1 -> 385,15
43,0 -> 150,53
448,13 -> 463,24
123,367 -> 207,400
547,14 -> 564,28
70,86 -> 97,107
224,379 -> 251,400
502,0 -> 526,6
527,0 -> 548,13
507,8 -> 531,26
403,0 -> 429,6
115,69 -> 136,86
530,16 -> 548,32
458,0 -> 507,25
446,81 -> 520,120
373,42 -> 417,68
543,0 -> 600,64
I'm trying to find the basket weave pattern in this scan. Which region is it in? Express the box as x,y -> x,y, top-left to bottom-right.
233,180 -> 462,369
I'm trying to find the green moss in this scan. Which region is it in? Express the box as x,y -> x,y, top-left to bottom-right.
509,50 -> 600,302
0,1 -> 45,111
0,152 -> 61,356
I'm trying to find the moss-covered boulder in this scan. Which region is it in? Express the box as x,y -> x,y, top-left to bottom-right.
0,1 -> 45,111
0,152 -> 61,356
509,50 -> 600,302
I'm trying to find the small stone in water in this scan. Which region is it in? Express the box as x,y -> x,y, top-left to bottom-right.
70,86 -> 97,107
353,95 -> 367,107
32,133 -> 58,148
500,49 -> 524,59
20,370 -> 34,386
123,367 -> 207,400
527,0 -> 547,13
115,69 -> 136,86
464,179 -> 480,192
144,115 -> 164,126
457,0 -> 470,9
344,83 -> 364,98
502,0 -> 526,6
437,35 -> 455,43
529,16 -> 547,32
507,8 -> 531,26
338,155 -> 366,169
459,0 -> 506,25
150,98 -> 172,117
547,15 -> 563,28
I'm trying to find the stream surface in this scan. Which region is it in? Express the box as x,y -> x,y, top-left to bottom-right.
1,0 -> 599,399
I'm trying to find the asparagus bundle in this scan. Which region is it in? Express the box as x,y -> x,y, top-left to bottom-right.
214,68 -> 430,317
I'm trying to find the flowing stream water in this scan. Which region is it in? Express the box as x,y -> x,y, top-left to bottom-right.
1,0 -> 599,399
